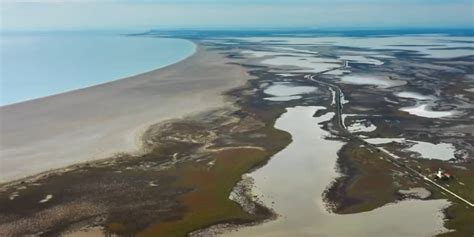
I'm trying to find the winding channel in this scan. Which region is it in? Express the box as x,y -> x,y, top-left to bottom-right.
221,67 -> 456,236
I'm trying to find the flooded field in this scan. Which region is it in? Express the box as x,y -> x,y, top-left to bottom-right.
222,106 -> 450,237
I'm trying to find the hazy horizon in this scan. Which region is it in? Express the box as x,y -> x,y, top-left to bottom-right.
1,0 -> 473,31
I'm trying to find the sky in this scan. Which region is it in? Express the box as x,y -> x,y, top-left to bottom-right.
1,0 -> 473,31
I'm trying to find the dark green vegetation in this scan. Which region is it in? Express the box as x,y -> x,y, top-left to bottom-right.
321,70 -> 474,236
0,67 -> 293,236
325,141 -> 416,214
422,161 -> 474,237
1,36 -> 473,236
328,138 -> 474,236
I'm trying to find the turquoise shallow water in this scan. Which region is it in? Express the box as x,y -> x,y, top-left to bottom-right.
0,32 -> 195,105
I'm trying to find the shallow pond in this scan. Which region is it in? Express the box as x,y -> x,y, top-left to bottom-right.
222,106 -> 450,237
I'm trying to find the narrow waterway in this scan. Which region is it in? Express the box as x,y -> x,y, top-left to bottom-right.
223,106 -> 450,237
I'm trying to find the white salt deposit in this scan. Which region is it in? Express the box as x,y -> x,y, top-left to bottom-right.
347,120 -> 377,133
395,92 -> 433,100
264,96 -> 302,101
401,104 -> 455,118
149,181 -> 159,187
9,192 -> 19,200
236,36 -> 474,59
271,46 -> 317,55
242,49 -> 342,73
340,75 -> 405,88
276,73 -> 295,77
399,187 -> 431,199
39,194 -> 53,203
365,138 -> 406,145
241,50 -> 282,58
409,141 -> 456,161
261,56 -> 341,73
328,88 -> 336,105
339,55 -> 384,65
324,69 -> 351,75
365,138 -> 456,161
264,84 -> 317,97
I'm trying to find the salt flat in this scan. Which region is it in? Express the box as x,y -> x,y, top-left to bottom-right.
235,35 -> 474,59
401,104 -> 456,118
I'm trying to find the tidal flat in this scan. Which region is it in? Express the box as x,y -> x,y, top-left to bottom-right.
0,45 -> 246,183
1,31 -> 473,237
0,76 -> 292,236
201,32 -> 473,236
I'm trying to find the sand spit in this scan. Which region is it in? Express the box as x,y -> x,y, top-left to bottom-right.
0,44 -> 251,182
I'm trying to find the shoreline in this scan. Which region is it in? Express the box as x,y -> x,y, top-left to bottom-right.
1,38 -> 197,108
0,41 -> 251,183
0,36 -> 196,107
0,65 -> 292,236
1,33 -> 472,236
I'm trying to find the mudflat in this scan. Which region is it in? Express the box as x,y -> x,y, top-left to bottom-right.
0,44 -> 250,182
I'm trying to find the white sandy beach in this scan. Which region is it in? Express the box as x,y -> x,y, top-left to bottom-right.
0,44 -> 250,182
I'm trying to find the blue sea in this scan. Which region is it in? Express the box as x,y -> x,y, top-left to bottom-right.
0,32 -> 195,106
